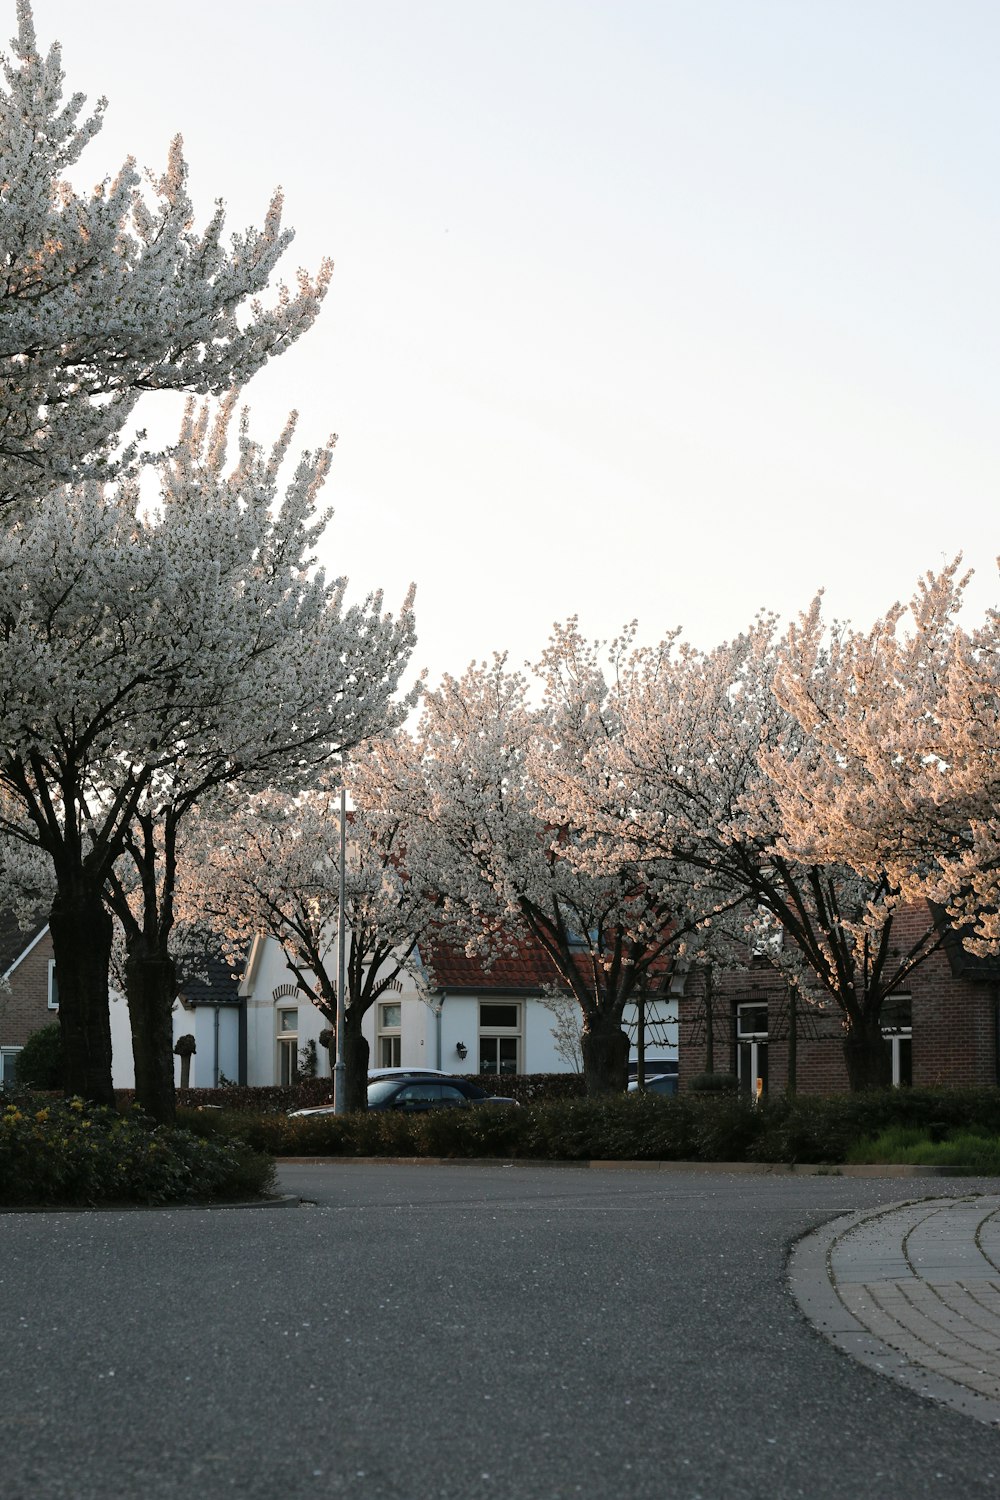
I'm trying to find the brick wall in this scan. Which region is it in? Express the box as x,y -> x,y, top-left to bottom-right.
678,902 -> 999,1096
1,929 -> 56,1049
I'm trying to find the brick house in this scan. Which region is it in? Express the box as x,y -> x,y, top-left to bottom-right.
0,909 -> 57,1087
677,901 -> 1000,1095
0,908 -> 187,1090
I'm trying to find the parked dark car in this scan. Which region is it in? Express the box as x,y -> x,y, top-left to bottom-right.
626,1073 -> 678,1097
368,1077 -> 495,1112
290,1071 -> 518,1117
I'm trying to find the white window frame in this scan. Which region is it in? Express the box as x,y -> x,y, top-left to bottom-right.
885,1032 -> 912,1087
735,1001 -> 768,1099
277,1007 -> 299,1086
881,993 -> 912,1088
478,1001 -> 522,1076
47,959 -> 58,1010
377,1000 -> 402,1068
1,1046 -> 22,1088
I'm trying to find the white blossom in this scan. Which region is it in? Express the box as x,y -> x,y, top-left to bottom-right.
353,644 -> 712,1092
534,613 -> 946,1089
1,3 -> 331,508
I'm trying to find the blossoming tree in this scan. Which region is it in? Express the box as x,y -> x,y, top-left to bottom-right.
0,3 -> 412,1114
540,614 -> 946,1091
357,646 -> 727,1095
185,787 -> 440,1111
772,562 -> 1000,953
1,1 -> 330,509
0,404 -> 416,1110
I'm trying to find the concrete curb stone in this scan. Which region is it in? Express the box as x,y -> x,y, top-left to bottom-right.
789,1195 -> 1000,1427
278,1155 -> 983,1175
0,1192 -> 302,1215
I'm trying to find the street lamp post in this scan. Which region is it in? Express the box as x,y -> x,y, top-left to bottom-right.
333,781 -> 347,1114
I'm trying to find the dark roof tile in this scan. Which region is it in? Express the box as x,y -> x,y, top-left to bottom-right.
0,907 -> 49,977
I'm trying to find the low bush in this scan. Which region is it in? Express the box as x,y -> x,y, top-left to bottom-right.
0,1096 -> 276,1207
14,1023 -> 64,1090
688,1072 -> 739,1095
178,1086 -> 1000,1168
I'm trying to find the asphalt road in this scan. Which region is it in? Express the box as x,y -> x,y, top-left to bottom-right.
5,1163 -> 1000,1500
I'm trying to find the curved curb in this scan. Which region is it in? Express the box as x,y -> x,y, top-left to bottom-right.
0,1193 -> 301,1216
277,1155 -> 981,1175
789,1196 -> 1000,1427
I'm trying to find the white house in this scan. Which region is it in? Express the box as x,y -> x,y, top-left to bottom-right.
0,911 -> 679,1091
174,927 -> 679,1089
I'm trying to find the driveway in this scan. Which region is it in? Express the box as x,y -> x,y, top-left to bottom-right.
4,1162 -> 1000,1500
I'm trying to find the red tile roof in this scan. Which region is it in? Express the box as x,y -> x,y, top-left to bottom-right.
419,928 -> 567,992
420,921 -> 677,995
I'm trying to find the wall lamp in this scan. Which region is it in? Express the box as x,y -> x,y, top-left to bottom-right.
455,1041 -> 468,1060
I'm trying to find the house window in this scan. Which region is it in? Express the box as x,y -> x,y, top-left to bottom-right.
378,1001 -> 402,1068
881,994 -> 912,1088
277,1008 -> 298,1086
479,1002 -> 521,1075
1,1047 -> 21,1088
48,960 -> 58,1010
735,1001 -> 768,1098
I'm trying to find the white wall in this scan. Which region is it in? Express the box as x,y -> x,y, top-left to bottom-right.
242,935 -> 331,1086
109,990 -> 134,1088
108,935 -> 679,1091
110,992 -> 241,1090
236,932 -> 583,1083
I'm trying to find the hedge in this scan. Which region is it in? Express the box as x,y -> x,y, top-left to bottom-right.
178,1087 -> 1000,1166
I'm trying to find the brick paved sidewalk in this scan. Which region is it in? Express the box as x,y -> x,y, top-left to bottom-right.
790,1194 -> 1000,1426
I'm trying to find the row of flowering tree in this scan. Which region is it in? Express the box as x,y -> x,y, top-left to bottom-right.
0,4 -> 416,1120
352,640 -> 743,1095
531,610 -> 953,1091
349,569 -> 999,1096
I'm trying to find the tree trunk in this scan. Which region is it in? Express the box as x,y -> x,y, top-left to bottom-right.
124,945 -> 178,1125
581,1013 -> 630,1095
703,965 -> 715,1074
49,882 -> 115,1107
180,1053 -> 192,1089
343,1008 -> 370,1112
843,1014 -> 891,1092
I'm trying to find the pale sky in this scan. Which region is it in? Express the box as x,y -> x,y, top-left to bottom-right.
26,0 -> 1000,685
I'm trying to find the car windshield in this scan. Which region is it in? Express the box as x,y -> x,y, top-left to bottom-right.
367,1079 -> 401,1105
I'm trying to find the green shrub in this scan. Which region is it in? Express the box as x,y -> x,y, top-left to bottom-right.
13,1022 -> 64,1090
176,1085 -> 1000,1169
0,1097 -> 276,1206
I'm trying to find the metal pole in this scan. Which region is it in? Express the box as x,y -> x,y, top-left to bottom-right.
333,782 -> 347,1114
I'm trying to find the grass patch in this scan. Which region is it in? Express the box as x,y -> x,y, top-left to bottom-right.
846,1124 -> 1000,1173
